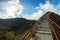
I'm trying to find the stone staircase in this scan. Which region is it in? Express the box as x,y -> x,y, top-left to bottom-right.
34,17 -> 53,40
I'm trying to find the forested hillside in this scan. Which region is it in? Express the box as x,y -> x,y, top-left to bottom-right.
0,18 -> 36,40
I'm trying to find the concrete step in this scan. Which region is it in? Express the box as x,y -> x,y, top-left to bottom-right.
36,30 -> 51,34
38,26 -> 50,29
38,24 -> 49,26
37,28 -> 51,31
38,24 -> 50,28
35,18 -> 53,40
41,22 -> 49,24
35,32 -> 52,36
35,34 -> 53,40
35,33 -> 52,37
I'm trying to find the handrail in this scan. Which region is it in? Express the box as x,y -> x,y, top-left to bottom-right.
20,29 -> 32,40
49,19 -> 60,29
50,26 -> 58,40
20,22 -> 38,40
49,18 -> 59,40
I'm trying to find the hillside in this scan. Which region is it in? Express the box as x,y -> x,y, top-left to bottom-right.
0,18 -> 36,40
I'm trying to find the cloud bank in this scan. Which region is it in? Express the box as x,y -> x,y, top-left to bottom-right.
22,0 -> 60,20
0,0 -> 23,19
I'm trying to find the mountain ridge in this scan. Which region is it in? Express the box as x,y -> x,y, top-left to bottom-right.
0,18 -> 36,33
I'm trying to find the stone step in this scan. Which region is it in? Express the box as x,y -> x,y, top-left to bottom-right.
37,28 -> 51,31
41,22 -> 49,24
41,24 -> 49,26
35,19 -> 53,40
35,33 -> 52,36
38,24 -> 50,28
35,34 -> 53,40
38,26 -> 50,29
36,30 -> 51,34
35,32 -> 52,35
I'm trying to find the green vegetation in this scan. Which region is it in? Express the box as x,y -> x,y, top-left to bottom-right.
25,32 -> 32,39
0,18 -> 36,40
0,31 -> 20,40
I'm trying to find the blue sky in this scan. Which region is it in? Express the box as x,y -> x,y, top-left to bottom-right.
0,0 -> 60,20
20,0 -> 45,14
20,0 -> 59,14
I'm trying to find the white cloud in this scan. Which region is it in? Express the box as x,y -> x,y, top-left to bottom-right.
22,0 -> 56,20
36,0 -> 60,16
0,0 -> 23,19
29,0 -> 57,20
22,0 -> 60,20
21,10 -> 43,20
10,0 -> 19,3
31,10 -> 43,20
40,0 -> 56,13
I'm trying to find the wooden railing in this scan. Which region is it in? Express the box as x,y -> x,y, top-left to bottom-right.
19,18 -> 41,40
49,18 -> 60,40
49,19 -> 60,29
20,28 -> 32,40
